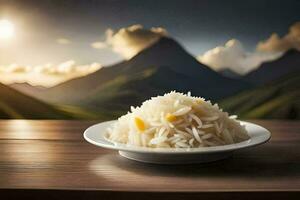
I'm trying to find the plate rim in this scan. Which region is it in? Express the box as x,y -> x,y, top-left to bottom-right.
83,120 -> 271,154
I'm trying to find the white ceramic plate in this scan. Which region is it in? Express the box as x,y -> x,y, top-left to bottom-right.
83,120 -> 271,164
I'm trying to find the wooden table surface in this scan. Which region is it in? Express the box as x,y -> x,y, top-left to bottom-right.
0,120 -> 300,199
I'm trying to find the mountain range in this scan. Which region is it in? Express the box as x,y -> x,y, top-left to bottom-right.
219,49 -> 300,119
0,83 -> 70,119
244,49 -> 300,85
10,82 -> 46,97
31,37 -> 251,114
221,72 -> 300,119
1,82 -> 112,119
3,37 -> 300,119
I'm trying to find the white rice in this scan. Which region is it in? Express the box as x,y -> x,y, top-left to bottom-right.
107,91 -> 250,148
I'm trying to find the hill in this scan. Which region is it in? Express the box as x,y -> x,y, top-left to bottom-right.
9,82 -> 46,97
245,49 -> 300,85
220,72 -> 300,119
0,83 -> 104,119
219,69 -> 241,79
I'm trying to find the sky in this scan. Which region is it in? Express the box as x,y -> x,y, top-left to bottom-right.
0,0 -> 299,86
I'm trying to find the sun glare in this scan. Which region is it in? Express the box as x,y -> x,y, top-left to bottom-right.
0,19 -> 15,39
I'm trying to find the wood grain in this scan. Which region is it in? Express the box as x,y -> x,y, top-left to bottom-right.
0,120 -> 300,199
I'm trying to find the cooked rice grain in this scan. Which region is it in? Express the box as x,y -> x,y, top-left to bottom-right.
107,91 -> 249,148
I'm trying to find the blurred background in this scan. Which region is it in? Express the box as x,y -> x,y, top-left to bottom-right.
0,0 -> 299,120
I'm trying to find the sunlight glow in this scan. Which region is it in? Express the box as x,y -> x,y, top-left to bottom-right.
0,19 -> 15,39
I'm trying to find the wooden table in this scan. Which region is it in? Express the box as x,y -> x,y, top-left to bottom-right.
0,120 -> 299,199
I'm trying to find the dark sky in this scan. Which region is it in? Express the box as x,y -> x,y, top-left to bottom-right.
0,0 -> 299,65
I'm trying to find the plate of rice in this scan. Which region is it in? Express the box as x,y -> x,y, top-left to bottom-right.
84,91 -> 271,164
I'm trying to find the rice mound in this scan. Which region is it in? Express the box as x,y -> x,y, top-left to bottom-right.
107,91 -> 249,148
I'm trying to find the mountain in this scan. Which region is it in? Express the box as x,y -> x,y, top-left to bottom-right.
220,72 -> 300,119
9,82 -> 46,97
245,49 -> 300,85
0,83 -> 76,119
35,37 -> 251,114
219,69 -> 241,79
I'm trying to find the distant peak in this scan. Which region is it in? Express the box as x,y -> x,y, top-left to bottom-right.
156,36 -> 177,43
10,82 -> 32,86
153,36 -> 183,47
138,36 -> 186,54
271,48 -> 300,62
283,48 -> 300,56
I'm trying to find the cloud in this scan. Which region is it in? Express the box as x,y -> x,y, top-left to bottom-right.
0,61 -> 101,87
56,38 -> 71,45
91,29 -> 112,49
198,39 -> 281,74
3,64 -> 31,73
91,41 -> 107,49
92,25 -> 168,59
33,60 -> 101,75
109,25 -> 168,59
257,21 -> 300,52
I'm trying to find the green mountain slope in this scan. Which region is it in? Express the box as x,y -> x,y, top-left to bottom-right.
0,83 -> 100,119
244,49 -> 300,85
73,64 -> 248,118
220,73 -> 300,119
